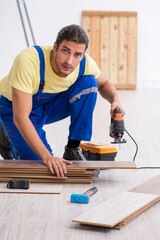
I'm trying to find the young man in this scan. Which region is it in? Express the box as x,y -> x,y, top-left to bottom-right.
0,24 -> 124,177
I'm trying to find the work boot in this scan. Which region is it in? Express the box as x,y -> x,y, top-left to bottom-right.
0,123 -> 13,159
63,147 -> 87,161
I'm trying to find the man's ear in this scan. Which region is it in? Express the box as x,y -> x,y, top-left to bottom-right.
53,42 -> 58,51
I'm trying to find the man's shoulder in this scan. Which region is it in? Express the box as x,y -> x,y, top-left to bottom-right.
16,46 -> 52,58
14,47 -> 39,65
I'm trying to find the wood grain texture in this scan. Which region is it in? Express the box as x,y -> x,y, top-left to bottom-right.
130,174 -> 160,195
82,11 -> 137,89
71,160 -> 136,169
109,16 -> 119,85
91,16 -> 100,66
0,160 -> 136,184
128,16 -> 137,86
82,11 -> 137,17
118,16 -> 128,86
0,159 -> 137,170
72,191 -> 159,228
0,183 -> 61,194
100,16 -> 110,77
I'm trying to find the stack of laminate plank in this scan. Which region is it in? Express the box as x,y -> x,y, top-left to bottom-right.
0,159 -> 136,184
72,174 -> 160,229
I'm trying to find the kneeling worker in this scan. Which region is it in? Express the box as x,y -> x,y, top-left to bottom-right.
0,24 -> 124,177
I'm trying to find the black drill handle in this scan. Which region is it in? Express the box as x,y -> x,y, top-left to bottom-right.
110,108 -> 125,139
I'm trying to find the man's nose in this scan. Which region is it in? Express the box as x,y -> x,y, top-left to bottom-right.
66,54 -> 74,65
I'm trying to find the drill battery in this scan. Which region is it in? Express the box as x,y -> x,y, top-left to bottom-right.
80,142 -> 117,161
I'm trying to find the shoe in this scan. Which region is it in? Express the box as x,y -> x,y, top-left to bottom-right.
0,123 -> 13,159
63,147 -> 87,161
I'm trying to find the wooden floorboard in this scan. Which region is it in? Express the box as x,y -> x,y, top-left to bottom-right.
72,191 -> 159,228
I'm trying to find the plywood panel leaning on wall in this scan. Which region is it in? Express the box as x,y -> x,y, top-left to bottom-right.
82,11 -> 137,89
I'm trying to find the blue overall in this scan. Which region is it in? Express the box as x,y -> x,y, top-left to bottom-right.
0,46 -> 98,160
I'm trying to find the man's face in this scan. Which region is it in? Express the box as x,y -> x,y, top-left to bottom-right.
51,40 -> 86,77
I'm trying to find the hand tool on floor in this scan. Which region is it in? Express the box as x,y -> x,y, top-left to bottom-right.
7,178 -> 30,189
71,186 -> 98,203
109,108 -> 127,144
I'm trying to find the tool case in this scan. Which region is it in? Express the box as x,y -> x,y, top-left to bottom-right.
80,142 -> 117,161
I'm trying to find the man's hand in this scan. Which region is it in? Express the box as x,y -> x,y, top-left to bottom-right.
43,156 -> 72,177
110,100 -> 125,117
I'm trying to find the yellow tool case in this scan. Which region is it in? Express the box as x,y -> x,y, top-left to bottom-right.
80,142 -> 117,161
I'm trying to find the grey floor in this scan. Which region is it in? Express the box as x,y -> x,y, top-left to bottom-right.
43,89 -> 160,168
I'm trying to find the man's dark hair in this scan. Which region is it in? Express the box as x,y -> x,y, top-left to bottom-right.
56,24 -> 89,51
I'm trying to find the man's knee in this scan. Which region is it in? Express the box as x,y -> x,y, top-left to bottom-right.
69,76 -> 98,104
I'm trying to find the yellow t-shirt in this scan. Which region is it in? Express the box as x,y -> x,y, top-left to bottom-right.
0,46 -> 100,101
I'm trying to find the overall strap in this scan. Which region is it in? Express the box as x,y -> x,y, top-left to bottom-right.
33,45 -> 45,89
33,45 -> 85,89
78,56 -> 86,78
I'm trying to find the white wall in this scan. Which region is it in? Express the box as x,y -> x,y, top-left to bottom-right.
0,0 -> 160,88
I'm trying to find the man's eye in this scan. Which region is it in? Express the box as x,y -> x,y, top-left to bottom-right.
62,49 -> 69,54
75,54 -> 83,58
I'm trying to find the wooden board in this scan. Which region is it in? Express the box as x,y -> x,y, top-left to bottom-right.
71,160 -> 137,169
0,183 -> 61,194
129,174 -> 160,195
0,160 -> 136,169
0,177 -> 93,184
0,160 -> 137,170
72,191 -> 159,228
0,160 -> 136,184
82,11 -> 137,89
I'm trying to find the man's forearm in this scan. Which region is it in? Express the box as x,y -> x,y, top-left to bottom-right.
98,80 -> 120,104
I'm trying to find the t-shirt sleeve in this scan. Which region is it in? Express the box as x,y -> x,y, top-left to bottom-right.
84,53 -> 100,78
9,52 -> 39,94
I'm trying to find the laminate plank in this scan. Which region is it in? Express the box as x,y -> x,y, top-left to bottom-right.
0,159 -> 137,170
115,197 -> 160,229
0,160 -> 136,184
0,177 -> 93,184
0,173 -> 67,179
129,174 -> 160,195
0,183 -> 61,194
71,160 -> 137,169
72,191 -> 159,228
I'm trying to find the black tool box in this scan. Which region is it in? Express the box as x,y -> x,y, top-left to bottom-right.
80,142 -> 117,161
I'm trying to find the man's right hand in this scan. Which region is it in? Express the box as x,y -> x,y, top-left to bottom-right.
43,156 -> 73,177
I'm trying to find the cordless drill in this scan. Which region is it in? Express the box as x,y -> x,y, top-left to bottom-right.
109,108 -> 126,144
